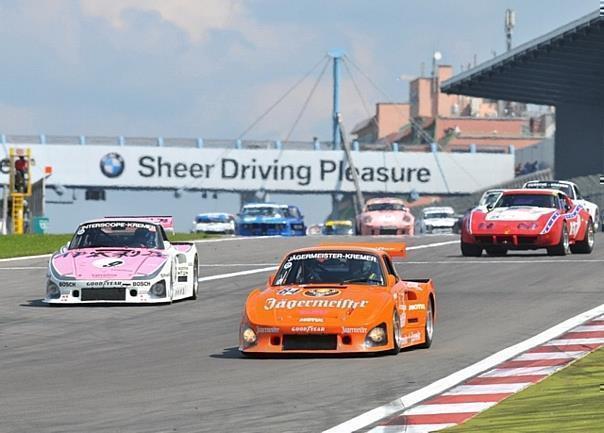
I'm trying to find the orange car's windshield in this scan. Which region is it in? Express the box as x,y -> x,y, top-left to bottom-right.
274,251 -> 384,286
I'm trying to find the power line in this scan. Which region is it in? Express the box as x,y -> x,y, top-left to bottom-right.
285,57 -> 330,142
237,55 -> 328,140
341,58 -> 379,135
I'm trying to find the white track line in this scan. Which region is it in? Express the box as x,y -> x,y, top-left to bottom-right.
323,303 -> 604,433
0,237 -> 454,264
405,259 -> 604,264
0,266 -> 47,270
0,235 -> 282,263
193,240 -> 462,282
406,240 -> 458,250
0,253 -> 52,263
197,266 -> 277,282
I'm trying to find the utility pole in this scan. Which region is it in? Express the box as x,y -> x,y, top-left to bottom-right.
337,114 -> 365,215
329,49 -> 344,149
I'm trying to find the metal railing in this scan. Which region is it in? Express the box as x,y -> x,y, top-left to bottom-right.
0,133 -> 514,154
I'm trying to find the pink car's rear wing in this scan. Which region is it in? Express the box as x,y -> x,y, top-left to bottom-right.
104,216 -> 174,233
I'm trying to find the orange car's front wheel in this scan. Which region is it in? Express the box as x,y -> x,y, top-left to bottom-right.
389,311 -> 402,355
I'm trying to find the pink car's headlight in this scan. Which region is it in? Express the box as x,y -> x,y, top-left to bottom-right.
403,215 -> 412,223
363,216 -> 372,223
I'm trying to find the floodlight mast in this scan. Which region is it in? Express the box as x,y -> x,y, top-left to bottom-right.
505,9 -> 515,52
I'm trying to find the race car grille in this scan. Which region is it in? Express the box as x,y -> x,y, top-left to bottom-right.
379,228 -> 399,235
81,288 -> 126,301
241,223 -> 286,231
518,236 -> 538,245
282,334 -> 337,351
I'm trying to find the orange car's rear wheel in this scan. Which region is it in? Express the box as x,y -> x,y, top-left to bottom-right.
418,299 -> 434,349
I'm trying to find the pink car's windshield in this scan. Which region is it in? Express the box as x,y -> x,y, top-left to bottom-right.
69,221 -> 163,249
366,203 -> 406,212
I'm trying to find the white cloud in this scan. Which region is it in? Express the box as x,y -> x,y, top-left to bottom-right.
80,0 -> 248,43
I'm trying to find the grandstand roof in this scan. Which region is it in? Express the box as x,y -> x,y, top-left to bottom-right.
441,11 -> 604,107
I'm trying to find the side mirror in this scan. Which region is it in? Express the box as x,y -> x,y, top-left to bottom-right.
267,274 -> 275,286
164,241 -> 171,249
59,242 -> 69,254
565,204 -> 572,212
387,275 -> 397,286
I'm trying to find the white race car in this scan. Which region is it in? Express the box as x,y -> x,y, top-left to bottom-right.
523,180 -> 600,231
45,216 -> 199,304
419,206 -> 457,234
191,213 -> 235,234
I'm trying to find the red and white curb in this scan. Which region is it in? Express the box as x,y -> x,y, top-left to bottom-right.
324,305 -> 604,433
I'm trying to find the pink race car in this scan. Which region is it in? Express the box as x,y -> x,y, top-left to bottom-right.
356,198 -> 415,236
45,216 -> 199,304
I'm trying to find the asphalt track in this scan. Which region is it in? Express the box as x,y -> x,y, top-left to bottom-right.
1,234 -> 603,433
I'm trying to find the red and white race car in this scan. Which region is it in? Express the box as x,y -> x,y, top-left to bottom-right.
461,189 -> 594,256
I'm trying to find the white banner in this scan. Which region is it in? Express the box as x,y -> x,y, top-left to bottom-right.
0,144 -> 513,194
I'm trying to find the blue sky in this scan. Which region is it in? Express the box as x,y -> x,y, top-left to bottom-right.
0,0 -> 597,142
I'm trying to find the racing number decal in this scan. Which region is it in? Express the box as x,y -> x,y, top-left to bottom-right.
568,218 -> 580,237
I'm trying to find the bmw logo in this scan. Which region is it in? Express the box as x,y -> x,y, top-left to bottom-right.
100,152 -> 125,178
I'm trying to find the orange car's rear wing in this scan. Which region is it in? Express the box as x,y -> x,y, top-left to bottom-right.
318,242 -> 406,258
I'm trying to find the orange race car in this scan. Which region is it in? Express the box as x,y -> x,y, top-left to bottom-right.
239,243 -> 435,355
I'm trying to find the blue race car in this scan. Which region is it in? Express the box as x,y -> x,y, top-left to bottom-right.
235,203 -> 306,236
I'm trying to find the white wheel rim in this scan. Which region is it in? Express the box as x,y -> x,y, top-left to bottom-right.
426,303 -> 434,340
563,228 -> 569,252
588,224 -> 594,248
393,312 -> 401,347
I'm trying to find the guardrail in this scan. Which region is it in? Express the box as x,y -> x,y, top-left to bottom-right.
0,133 -> 514,154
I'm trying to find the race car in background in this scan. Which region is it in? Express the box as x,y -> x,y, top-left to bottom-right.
45,216 -> 199,304
191,213 -> 235,234
322,220 -> 354,235
418,206 -> 457,234
356,198 -> 415,235
478,189 -> 504,210
239,242 -> 435,355
523,180 -> 600,231
452,189 -> 505,233
235,203 -> 306,236
461,189 -> 594,256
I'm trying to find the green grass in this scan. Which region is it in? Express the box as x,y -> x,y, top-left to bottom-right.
0,232 -> 216,259
442,348 -> 604,433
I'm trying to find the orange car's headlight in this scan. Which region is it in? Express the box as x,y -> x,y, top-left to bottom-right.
241,327 -> 257,346
365,323 -> 387,346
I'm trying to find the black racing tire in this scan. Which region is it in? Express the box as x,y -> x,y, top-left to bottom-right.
570,220 -> 594,254
461,241 -> 482,257
418,298 -> 434,349
547,223 -> 570,256
388,310 -> 401,355
190,255 -> 199,300
485,246 -> 508,257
